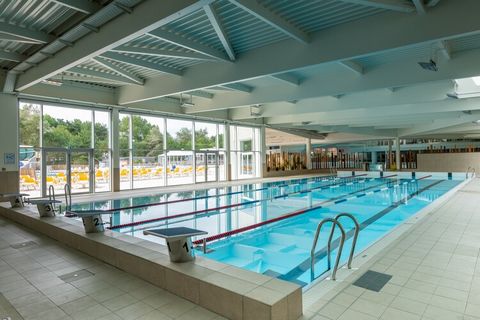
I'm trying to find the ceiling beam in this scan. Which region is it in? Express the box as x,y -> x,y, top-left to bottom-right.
306,125 -> 396,137
228,81 -> 455,120
271,73 -> 301,86
0,50 -> 27,62
110,45 -> 213,60
183,45 -> 480,114
69,66 -> 138,85
50,0 -> 101,14
52,74 -> 127,85
100,52 -> 182,76
0,33 -> 43,44
338,0 -> 415,13
412,0 -> 427,14
203,4 -> 235,60
92,57 -> 144,85
338,60 -> 364,75
219,83 -> 254,93
147,29 -> 230,62
264,97 -> 480,127
20,82 -> 115,105
228,0 -> 309,44
190,90 -> 214,99
118,0 -> 480,105
0,21 -> 54,44
15,0 -> 215,91
399,113 -> 480,136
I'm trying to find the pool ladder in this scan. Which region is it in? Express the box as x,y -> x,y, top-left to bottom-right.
466,167 -> 476,179
310,213 -> 360,281
49,184 -> 72,213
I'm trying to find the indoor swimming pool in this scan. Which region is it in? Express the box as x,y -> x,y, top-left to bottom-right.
68,172 -> 466,286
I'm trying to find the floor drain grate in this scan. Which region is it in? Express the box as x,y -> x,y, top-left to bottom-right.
352,270 -> 392,292
59,269 -> 94,283
10,241 -> 37,249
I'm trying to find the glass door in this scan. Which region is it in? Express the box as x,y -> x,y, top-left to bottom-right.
43,148 -> 68,197
42,148 -> 94,196
206,152 -> 218,182
240,152 -> 254,178
195,152 -> 206,183
70,149 -> 94,194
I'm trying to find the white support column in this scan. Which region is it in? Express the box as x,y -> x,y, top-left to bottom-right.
225,123 -> 231,181
111,109 -> 120,191
260,126 -> 266,177
395,136 -> 401,171
0,94 -> 19,193
387,140 -> 392,170
371,151 -> 377,164
306,138 -> 312,169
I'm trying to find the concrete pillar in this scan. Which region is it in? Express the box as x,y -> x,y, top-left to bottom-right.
306,138 -> 312,169
111,109 -> 120,191
371,151 -> 377,164
0,94 -> 19,193
395,137 -> 401,171
225,123 -> 231,181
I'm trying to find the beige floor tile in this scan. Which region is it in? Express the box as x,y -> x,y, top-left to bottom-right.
114,301 -> 153,320
337,309 -> 377,320
390,296 -> 427,316
102,294 -> 138,312
349,298 -> 387,318
317,302 -> 347,319
380,307 -> 420,320
136,309 -> 172,320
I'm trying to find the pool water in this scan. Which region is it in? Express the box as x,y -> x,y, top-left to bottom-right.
69,173 -> 464,286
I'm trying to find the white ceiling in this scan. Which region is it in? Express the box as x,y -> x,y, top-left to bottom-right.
4,0 -> 480,142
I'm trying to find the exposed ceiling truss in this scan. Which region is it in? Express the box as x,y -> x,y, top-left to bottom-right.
5,0 -> 480,143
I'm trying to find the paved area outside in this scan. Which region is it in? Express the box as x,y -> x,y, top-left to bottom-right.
0,216 -> 225,320
302,178 -> 480,320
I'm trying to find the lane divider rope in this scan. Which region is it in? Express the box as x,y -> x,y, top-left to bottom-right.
193,175 -> 430,246
107,174 -> 370,230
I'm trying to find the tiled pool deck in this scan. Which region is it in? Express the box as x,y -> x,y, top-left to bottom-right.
0,215 -> 226,320
1,176 -> 479,319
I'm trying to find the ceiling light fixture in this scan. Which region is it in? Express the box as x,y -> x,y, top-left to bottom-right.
41,79 -> 63,86
180,93 -> 195,107
250,105 -> 262,117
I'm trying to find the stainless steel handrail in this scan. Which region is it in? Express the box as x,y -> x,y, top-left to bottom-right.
310,218 -> 346,281
327,213 -> 360,269
466,166 -> 471,179
64,184 -> 72,211
48,185 -> 56,211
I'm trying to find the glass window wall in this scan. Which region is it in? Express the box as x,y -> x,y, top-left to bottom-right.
19,101 -> 111,197
19,100 -> 263,195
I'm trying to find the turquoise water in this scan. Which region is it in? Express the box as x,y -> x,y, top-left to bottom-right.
69,174 -> 463,285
